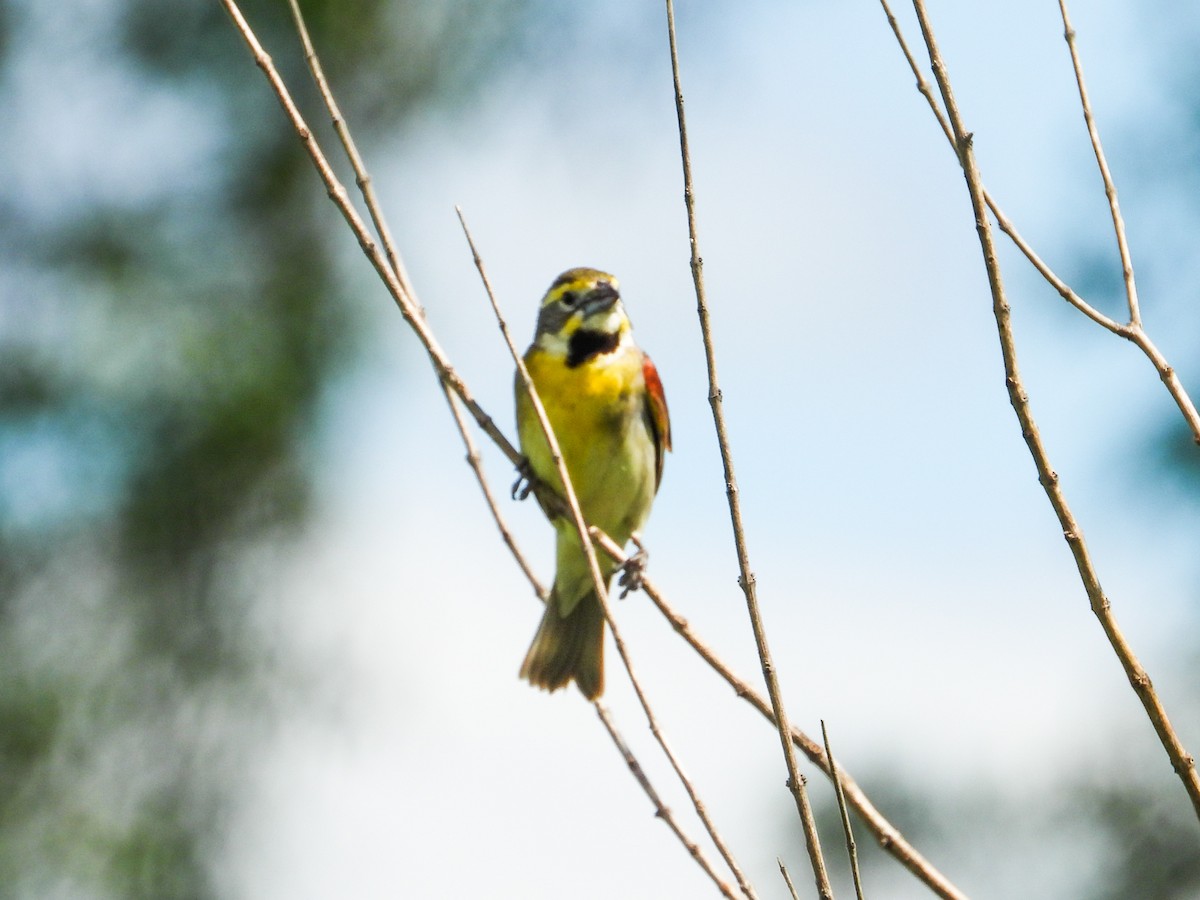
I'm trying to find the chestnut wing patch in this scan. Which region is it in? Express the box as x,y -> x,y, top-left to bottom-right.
641,353 -> 671,488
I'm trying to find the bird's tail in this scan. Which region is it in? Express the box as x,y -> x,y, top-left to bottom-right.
519,591 -> 605,700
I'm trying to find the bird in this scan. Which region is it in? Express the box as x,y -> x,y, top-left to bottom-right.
516,267 -> 671,700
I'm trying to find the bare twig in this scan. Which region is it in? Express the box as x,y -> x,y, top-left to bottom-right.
457,211 -> 758,900
910,0 -> 1200,822
662,2 -> 831,895
453,208 -> 608,609
1056,0 -> 1139,325
284,0 -> 417,305
590,531 -> 970,900
778,859 -> 801,900
876,0 -> 1118,332
1053,2 -> 1200,441
219,0 -> 524,473
279,0 -> 544,600
822,721 -> 866,900
595,703 -> 740,899
878,0 -> 1200,443
1122,328 -> 1200,444
445,389 -> 548,600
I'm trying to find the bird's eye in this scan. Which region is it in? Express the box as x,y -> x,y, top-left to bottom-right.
559,290 -> 579,307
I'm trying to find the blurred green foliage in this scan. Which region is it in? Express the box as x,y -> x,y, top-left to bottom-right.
0,0 -> 530,895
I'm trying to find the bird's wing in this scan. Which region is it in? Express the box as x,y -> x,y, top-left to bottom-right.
641,352 -> 671,489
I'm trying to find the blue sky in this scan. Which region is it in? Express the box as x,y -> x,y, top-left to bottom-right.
216,3 -> 1199,897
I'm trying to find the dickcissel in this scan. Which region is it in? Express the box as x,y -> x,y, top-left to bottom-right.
516,267 -> 671,700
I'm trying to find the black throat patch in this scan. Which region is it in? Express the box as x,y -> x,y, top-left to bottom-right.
566,329 -> 620,368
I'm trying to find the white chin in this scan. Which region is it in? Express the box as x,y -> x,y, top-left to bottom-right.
589,305 -> 626,335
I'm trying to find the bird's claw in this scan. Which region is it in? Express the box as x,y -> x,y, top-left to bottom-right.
618,541 -> 649,599
511,458 -> 535,501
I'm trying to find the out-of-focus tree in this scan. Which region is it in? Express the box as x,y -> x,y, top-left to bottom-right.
0,1 -> 534,895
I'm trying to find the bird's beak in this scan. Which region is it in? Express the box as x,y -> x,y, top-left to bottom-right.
581,282 -> 619,317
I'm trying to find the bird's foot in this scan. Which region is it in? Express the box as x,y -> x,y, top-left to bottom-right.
618,534 -> 649,598
511,458 -> 535,501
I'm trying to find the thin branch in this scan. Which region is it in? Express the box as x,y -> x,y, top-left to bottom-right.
662,3 -> 832,895
279,0 -> 543,599
1122,329 -> 1200,445
910,0 -> 1200,822
219,0 -> 524,474
454,207 -> 607,613
595,703 -> 741,900
284,0 -> 417,305
456,211 -> 759,900
1053,2 -> 1200,438
285,0 -> 582,542
822,722 -> 866,900
1056,0 -> 1139,326
876,0 -> 1118,331
777,859 -> 801,900
878,0 -> 954,146
877,0 -> 1200,443
590,531 -> 970,900
444,388 -> 548,601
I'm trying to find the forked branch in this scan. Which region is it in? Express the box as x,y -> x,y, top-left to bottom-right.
909,0 -> 1200,821
878,0 -> 1200,443
1057,0 -> 1140,326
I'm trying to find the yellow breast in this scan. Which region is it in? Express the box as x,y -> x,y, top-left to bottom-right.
516,343 -> 655,537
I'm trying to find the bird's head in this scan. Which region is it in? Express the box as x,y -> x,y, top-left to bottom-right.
533,268 -> 632,365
